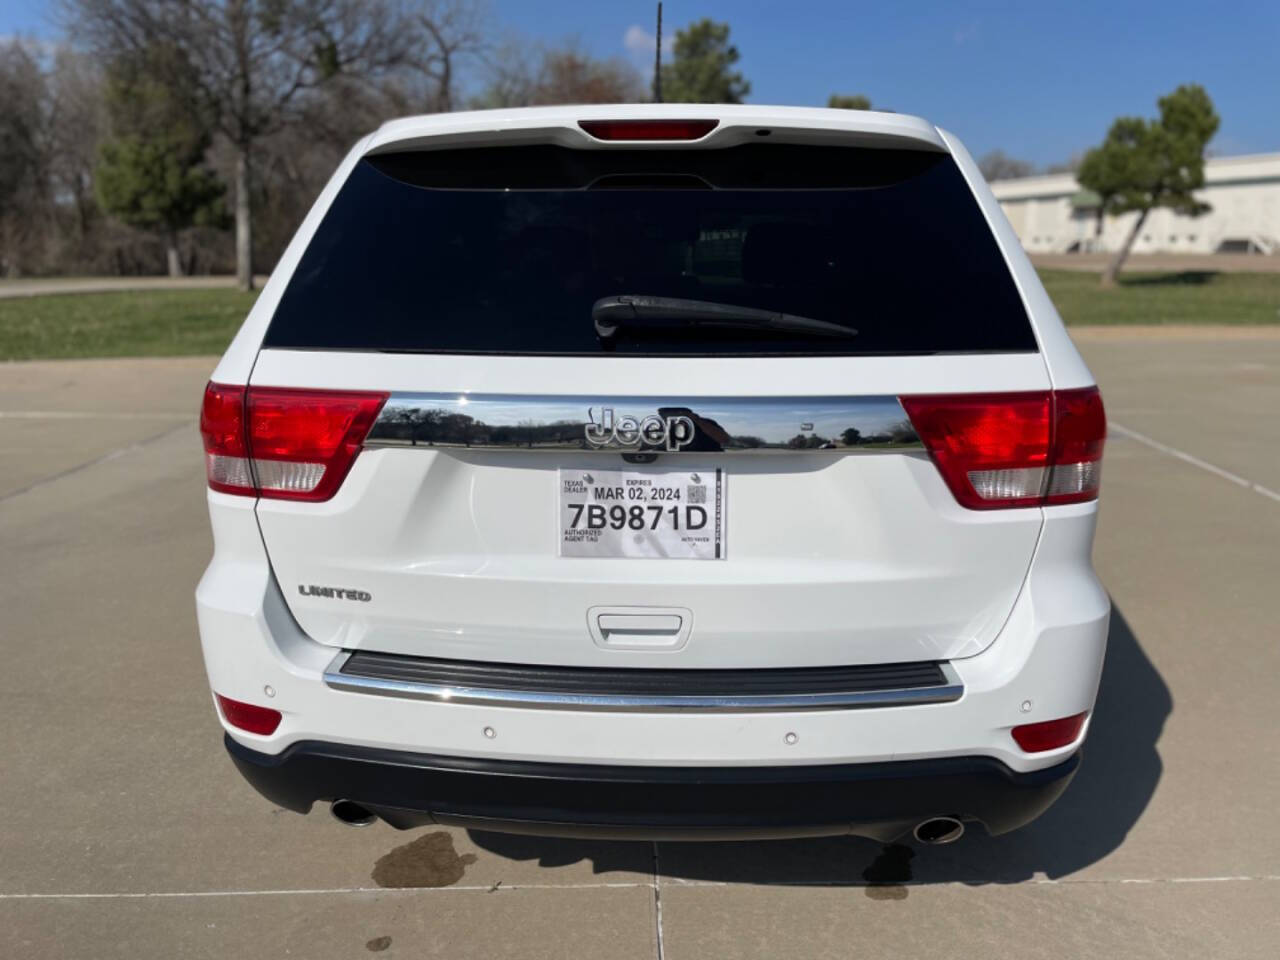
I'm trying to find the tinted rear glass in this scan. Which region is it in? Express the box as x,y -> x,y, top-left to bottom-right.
264,145 -> 1036,355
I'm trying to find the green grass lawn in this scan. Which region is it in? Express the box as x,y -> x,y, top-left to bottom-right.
0,288 -> 258,361
1039,269 -> 1280,325
2,270 -> 1278,361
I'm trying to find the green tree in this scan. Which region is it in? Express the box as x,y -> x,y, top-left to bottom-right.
827,93 -> 871,110
96,138 -> 226,276
95,51 -> 226,277
660,19 -> 749,104
1077,84 -> 1219,286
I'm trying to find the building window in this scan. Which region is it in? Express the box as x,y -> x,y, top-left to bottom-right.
1188,234 -> 1197,243
1169,235 -> 1177,243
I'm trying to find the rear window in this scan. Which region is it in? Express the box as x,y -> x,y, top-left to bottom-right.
264,144 -> 1036,356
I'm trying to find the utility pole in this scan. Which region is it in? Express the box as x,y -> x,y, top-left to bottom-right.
653,3 -> 663,103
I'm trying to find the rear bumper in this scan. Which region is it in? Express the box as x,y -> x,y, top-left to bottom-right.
198,498 -> 1109,775
225,734 -> 1079,841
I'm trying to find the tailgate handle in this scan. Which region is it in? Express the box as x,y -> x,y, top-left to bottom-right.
597,614 -> 683,637
589,606 -> 692,650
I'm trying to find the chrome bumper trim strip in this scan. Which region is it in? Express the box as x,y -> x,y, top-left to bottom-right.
364,393 -> 921,454
322,652 -> 964,713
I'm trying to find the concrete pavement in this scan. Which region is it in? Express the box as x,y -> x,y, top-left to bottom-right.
1,335 -> 1278,958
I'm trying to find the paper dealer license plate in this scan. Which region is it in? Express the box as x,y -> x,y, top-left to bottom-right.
559,468 -> 725,559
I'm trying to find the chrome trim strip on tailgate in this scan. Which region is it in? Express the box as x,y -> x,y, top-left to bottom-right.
322,651 -> 963,712
364,393 -> 921,454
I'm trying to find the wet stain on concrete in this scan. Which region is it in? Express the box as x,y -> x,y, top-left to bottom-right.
372,831 -> 479,888
365,935 -> 393,952
861,843 -> 914,900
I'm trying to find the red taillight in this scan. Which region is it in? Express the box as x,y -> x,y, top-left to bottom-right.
200,382 -> 253,495
1045,387 -> 1106,505
245,387 -> 388,501
900,387 -> 1105,510
578,119 -> 719,141
200,382 -> 388,502
215,694 -> 282,736
900,391 -> 1051,509
1011,712 -> 1088,752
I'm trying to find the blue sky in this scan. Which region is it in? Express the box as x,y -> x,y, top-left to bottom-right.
6,0 -> 1277,166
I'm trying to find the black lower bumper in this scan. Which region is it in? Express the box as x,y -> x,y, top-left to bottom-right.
225,735 -> 1078,841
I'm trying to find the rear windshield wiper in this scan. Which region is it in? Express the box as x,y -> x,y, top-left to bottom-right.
592,295 -> 858,341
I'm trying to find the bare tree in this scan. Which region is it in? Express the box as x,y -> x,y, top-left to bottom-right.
535,49 -> 645,104
0,39 -> 50,276
474,43 -> 645,108
978,149 -> 1036,182
408,0 -> 485,112
1,37 -> 177,277
1044,153 -> 1083,175
241,4 -> 488,271
45,48 -> 105,241
67,0 -> 419,290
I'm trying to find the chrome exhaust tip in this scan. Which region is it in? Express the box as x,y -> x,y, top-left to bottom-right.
330,799 -> 377,827
912,816 -> 965,845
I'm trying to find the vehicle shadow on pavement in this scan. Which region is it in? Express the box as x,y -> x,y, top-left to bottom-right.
467,604 -> 1171,886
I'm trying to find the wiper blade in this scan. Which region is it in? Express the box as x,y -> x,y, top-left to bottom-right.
592,295 -> 857,341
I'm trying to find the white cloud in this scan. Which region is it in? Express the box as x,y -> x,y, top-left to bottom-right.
623,24 -> 674,61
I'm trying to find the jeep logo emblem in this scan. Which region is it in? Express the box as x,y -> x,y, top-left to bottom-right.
584,407 -> 695,452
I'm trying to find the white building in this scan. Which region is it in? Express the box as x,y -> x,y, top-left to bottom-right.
990,153 -> 1280,256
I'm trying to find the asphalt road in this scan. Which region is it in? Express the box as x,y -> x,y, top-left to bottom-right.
2,333 -> 1278,958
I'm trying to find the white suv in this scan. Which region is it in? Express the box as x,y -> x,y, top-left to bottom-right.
197,105 -> 1109,844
